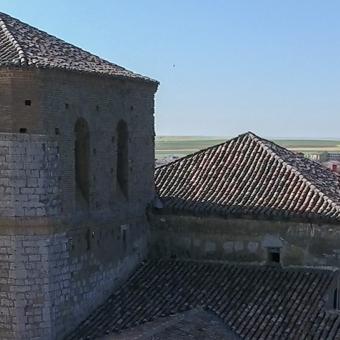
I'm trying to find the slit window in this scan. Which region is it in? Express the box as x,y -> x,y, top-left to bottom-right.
85,229 -> 91,251
334,288 -> 338,309
116,120 -> 129,198
121,225 -> 128,251
74,118 -> 90,204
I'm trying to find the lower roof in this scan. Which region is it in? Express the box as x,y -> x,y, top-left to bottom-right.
110,309 -> 238,339
66,259 -> 340,340
155,132 -> 340,223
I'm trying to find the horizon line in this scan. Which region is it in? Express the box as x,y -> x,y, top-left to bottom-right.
156,135 -> 340,141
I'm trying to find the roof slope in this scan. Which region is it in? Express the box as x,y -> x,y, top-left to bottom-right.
155,132 -> 340,222
66,259 -> 340,340
111,309 -> 239,340
0,12 -> 155,82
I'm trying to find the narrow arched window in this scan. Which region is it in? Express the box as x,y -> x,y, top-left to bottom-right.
117,120 -> 128,198
74,118 -> 90,204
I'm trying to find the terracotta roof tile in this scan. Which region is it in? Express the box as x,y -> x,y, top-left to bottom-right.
155,132 -> 340,222
65,259 -> 340,339
0,12 -> 156,83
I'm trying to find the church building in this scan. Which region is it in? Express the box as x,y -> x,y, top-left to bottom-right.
0,12 -> 158,340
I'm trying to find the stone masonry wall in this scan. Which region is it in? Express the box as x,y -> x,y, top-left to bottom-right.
0,235 -> 15,339
0,221 -> 148,340
0,133 -> 60,339
0,133 -> 60,218
0,67 -> 157,339
150,213 -> 340,268
51,219 -> 148,339
0,68 -> 157,219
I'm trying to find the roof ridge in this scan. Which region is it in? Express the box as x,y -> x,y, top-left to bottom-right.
155,132 -> 254,170
0,16 -> 27,65
248,133 -> 340,215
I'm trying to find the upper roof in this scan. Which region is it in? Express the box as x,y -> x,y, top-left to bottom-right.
66,259 -> 340,339
155,132 -> 340,223
0,12 -> 156,83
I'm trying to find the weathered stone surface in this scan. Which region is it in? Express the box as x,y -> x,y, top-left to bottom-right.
0,60 -> 157,340
0,227 -> 149,339
0,134 -> 60,218
150,214 -> 340,267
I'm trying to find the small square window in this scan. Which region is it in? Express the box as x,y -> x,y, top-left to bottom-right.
25,100 -> 31,106
267,247 -> 281,264
19,128 -> 27,133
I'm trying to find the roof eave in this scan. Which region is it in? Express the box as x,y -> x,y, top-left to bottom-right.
152,206 -> 340,226
0,63 -> 159,86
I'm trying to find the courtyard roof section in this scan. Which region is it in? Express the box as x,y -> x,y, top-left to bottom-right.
155,132 -> 340,223
0,12 -> 157,83
66,259 -> 340,339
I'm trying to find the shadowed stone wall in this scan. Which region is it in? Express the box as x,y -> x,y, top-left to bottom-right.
150,213 -> 340,267
0,220 -> 148,339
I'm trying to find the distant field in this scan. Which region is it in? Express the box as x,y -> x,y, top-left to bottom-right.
155,136 -> 340,159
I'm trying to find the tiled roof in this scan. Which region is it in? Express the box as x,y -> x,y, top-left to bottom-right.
110,309 -> 239,339
0,12 -> 156,83
66,259 -> 340,339
155,132 -> 340,222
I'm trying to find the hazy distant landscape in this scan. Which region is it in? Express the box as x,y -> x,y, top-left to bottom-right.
155,136 -> 340,159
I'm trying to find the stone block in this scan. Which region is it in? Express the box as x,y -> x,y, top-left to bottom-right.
205,241 -> 216,253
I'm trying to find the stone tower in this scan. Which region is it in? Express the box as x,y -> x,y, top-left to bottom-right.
0,12 -> 158,339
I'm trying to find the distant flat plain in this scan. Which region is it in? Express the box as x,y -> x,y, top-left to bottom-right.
155,136 -> 340,159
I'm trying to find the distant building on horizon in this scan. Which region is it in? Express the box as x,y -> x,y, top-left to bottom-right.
323,160 -> 340,173
306,151 -> 340,162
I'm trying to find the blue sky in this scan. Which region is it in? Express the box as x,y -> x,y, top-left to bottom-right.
1,1 -> 340,138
